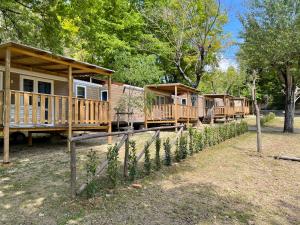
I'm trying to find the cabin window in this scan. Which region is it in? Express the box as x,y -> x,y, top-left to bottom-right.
181,98 -> 187,105
38,81 -> 51,94
76,86 -> 86,99
23,79 -> 34,92
191,95 -> 197,106
101,90 -> 108,101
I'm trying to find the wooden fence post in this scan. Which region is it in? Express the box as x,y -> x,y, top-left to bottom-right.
123,134 -> 129,177
70,141 -> 76,198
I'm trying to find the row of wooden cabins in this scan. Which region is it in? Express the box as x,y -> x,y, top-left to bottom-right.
0,42 -> 249,163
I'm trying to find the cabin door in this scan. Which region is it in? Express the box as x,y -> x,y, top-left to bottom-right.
38,81 -> 53,124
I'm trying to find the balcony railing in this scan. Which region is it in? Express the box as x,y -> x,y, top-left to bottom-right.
147,104 -> 198,121
5,90 -> 109,128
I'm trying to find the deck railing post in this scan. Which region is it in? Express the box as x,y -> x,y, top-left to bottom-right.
107,76 -> 112,144
68,66 -> 73,152
3,47 -> 11,164
175,85 -> 178,131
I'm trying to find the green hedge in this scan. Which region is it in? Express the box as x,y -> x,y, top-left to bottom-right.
260,112 -> 275,126
192,121 -> 248,151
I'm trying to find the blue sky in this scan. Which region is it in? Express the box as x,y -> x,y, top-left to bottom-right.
219,0 -> 248,70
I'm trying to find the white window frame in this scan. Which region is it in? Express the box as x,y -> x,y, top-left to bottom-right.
76,85 -> 86,99
100,90 -> 108,101
181,98 -> 187,105
20,75 -> 54,94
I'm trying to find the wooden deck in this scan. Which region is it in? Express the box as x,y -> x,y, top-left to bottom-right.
0,90 -> 109,130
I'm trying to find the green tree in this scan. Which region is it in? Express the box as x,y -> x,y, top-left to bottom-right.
239,0 -> 300,132
141,0 -> 227,88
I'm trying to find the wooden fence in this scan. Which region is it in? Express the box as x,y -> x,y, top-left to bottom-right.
69,125 -> 185,198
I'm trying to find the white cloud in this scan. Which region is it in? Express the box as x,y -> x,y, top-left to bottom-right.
218,57 -> 239,72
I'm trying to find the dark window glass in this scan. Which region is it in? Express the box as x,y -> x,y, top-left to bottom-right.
77,86 -> 86,98
23,79 -> 34,92
38,81 -> 51,94
101,91 -> 108,101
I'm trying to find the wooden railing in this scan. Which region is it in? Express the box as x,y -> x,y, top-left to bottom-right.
234,106 -> 244,114
147,104 -> 174,120
9,90 -> 109,127
147,104 -> 198,121
214,106 -> 235,116
178,105 -> 197,119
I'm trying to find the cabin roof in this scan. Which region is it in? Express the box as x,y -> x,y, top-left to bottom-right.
233,96 -> 248,100
0,42 -> 114,77
204,94 -> 234,98
145,83 -> 198,95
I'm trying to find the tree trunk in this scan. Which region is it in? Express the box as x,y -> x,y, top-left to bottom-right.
283,72 -> 295,133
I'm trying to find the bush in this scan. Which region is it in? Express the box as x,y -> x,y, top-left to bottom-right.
179,135 -> 188,160
155,136 -> 161,170
188,127 -> 194,155
128,141 -> 137,181
260,112 -> 276,126
107,144 -> 119,188
85,149 -> 98,198
144,142 -> 151,175
174,138 -> 181,162
163,138 -> 172,166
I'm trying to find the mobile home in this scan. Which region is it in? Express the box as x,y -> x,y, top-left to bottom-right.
0,42 -> 113,163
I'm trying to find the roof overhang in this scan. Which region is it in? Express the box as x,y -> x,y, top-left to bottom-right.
204,94 -> 234,99
145,83 -> 199,95
0,42 -> 114,77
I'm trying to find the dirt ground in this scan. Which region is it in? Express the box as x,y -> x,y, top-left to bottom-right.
0,117 -> 299,225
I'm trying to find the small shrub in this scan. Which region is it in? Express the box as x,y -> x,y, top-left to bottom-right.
128,141 -> 137,181
261,112 -> 275,126
188,127 -> 194,155
179,135 -> 188,159
163,138 -> 172,166
85,149 -> 98,198
155,136 -> 161,170
107,144 -> 119,188
174,138 -> 181,162
144,142 -> 151,175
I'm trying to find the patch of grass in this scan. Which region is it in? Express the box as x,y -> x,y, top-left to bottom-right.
57,209 -> 85,225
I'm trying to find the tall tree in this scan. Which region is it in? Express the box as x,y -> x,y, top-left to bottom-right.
239,0 -> 300,133
140,0 -> 227,88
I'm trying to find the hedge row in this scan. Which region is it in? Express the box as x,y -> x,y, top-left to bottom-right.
260,112 -> 275,126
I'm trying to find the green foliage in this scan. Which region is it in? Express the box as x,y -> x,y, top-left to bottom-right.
107,144 -> 119,188
174,139 -> 181,162
155,136 -> 161,170
260,112 -> 276,126
163,138 -> 172,166
114,52 -> 163,87
128,141 -> 138,181
179,135 -> 188,160
188,127 -> 194,155
85,149 -> 99,198
144,142 -> 151,175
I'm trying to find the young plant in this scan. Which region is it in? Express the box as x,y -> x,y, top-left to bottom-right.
188,127 -> 194,155
179,135 -> 188,159
155,136 -> 161,170
128,141 -> 137,181
107,144 -> 119,188
174,138 -> 181,162
144,142 -> 151,175
85,148 -> 98,198
163,138 -> 172,166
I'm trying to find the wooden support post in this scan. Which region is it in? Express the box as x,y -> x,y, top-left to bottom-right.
3,48 -> 11,164
175,85 -> 178,131
107,76 -> 112,144
123,134 -> 129,177
70,141 -> 76,198
28,132 -> 32,146
68,66 -> 73,152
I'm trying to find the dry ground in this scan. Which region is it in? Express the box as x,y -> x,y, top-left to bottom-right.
0,117 -> 299,225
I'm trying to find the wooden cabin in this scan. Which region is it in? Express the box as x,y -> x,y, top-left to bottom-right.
73,77 -> 145,129
233,97 -> 250,118
144,83 -> 200,128
204,94 -> 235,122
0,42 -> 113,163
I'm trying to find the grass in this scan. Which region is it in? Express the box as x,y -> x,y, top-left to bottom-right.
0,118 -> 300,225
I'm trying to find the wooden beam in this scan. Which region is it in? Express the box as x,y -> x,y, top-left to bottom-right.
11,55 -> 33,61
107,76 -> 112,144
144,87 -> 148,129
3,48 -> 11,163
68,66 -> 73,152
